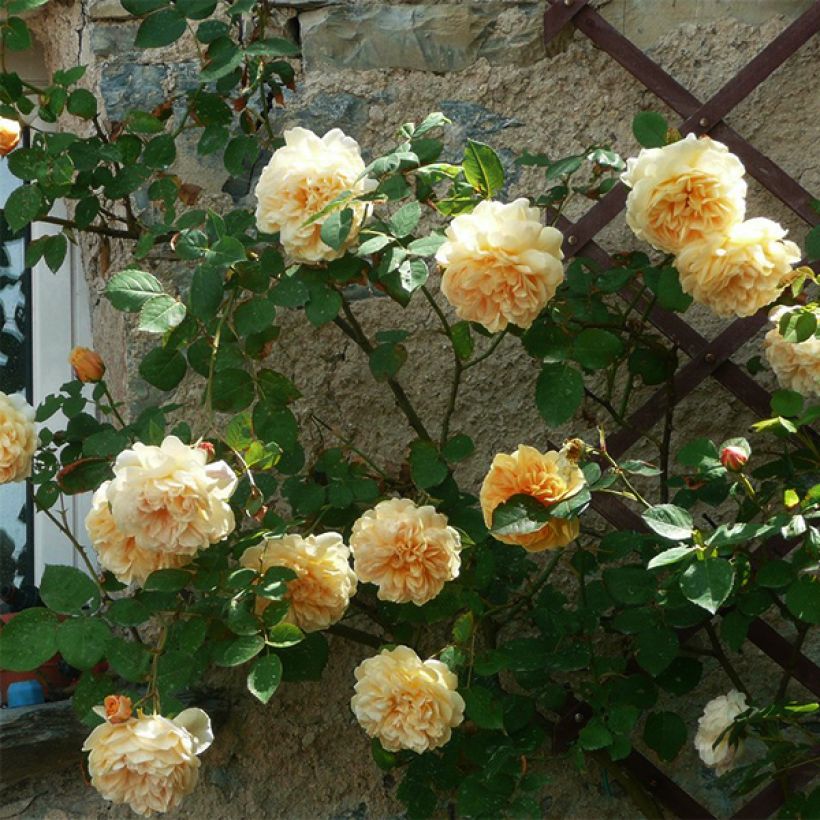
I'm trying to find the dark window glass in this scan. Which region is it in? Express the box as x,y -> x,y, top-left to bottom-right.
0,150 -> 33,591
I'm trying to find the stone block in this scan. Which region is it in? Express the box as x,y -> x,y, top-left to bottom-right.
300,3 -> 545,72
88,0 -> 132,19
90,22 -> 139,57
100,63 -> 167,121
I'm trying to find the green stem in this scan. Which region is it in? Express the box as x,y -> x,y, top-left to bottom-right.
704,622 -> 750,697
102,382 -> 127,428
327,623 -> 384,649
463,331 -> 507,370
205,291 -> 237,427
309,413 -> 390,480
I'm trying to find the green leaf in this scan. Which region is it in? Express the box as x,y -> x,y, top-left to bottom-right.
4,184 -> 44,231
409,440 -> 448,489
462,139 -> 504,198
0,608 -> 59,671
189,266 -> 223,319
319,208 -> 354,250
279,632 -> 329,682
143,568 -> 191,592
143,134 -> 176,169
135,7 -> 186,47
247,653 -> 283,704
785,577 -> 820,624
756,559 -> 796,590
138,295 -> 186,333
105,269 -> 164,312
572,329 -> 623,370
56,617 -> 110,669
67,88 -> 97,119
369,343 -> 407,381
603,566 -> 657,605
234,298 -> 276,335
771,389 -> 803,418
463,685 -> 504,730
647,545 -> 696,570
2,17 -> 31,52
106,636 -> 151,681
407,233 -> 445,256
641,504 -> 694,541
213,635 -> 265,667
656,657 -> 702,695
635,628 -> 678,676
654,267 -> 692,312
211,369 -> 254,413
267,622 -> 304,648
778,310 -> 817,344
806,225 -> 820,260
535,363 -> 584,427
579,719 -> 613,751
491,493 -> 551,537
40,565 -> 100,614
679,558 -> 734,614
644,711 -> 686,761
304,282 -> 342,326
107,598 -> 151,627
43,233 -> 67,273
442,434 -> 474,463
388,201 -> 421,238
139,346 -> 187,391
632,111 -> 669,148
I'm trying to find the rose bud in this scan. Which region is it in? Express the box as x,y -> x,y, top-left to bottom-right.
69,346 -> 105,383
0,117 -> 21,157
720,445 -> 748,472
102,694 -> 132,724
197,440 -> 215,461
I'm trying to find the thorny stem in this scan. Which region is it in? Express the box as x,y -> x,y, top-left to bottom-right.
584,387 -> 661,449
36,214 -> 140,240
334,298 -> 432,441
43,505 -> 104,594
597,442 -> 652,508
148,623 -> 168,713
206,290 -> 237,427
704,622 -> 750,697
327,623 -> 384,649
463,331 -> 507,370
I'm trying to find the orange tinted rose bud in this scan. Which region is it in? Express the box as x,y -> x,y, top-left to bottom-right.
69,347 -> 105,383
103,694 -> 133,724
0,117 -> 21,157
720,445 -> 748,472
197,441 -> 215,460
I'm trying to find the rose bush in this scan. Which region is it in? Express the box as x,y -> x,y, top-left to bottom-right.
0,9 -> 818,819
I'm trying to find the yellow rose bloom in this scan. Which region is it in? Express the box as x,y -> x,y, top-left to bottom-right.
480,444 -> 584,551
676,218 -> 800,317
254,127 -> 376,263
764,308 -> 820,397
436,198 -> 564,332
241,532 -> 357,632
351,646 -> 464,753
350,498 -> 461,606
0,390 -> 36,484
621,133 -> 746,254
83,707 -> 213,816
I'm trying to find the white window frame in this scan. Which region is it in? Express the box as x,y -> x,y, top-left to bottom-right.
8,47 -> 95,583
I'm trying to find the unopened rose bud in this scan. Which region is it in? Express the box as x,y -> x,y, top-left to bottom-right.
720,445 -> 748,472
69,346 -> 105,383
197,441 -> 215,461
0,117 -> 21,157
103,694 -> 132,724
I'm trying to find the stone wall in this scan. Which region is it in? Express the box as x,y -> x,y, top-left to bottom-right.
4,1 -> 819,818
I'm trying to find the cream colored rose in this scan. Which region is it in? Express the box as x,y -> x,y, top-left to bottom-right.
764,308 -> 820,397
0,391 -> 36,484
86,482 -> 192,585
675,218 -> 800,317
350,498 -> 461,606
621,133 -> 747,254
254,127 -> 376,263
435,198 -> 564,332
83,707 -> 213,817
351,645 -> 464,753
480,444 -> 584,551
694,690 -> 748,775
105,436 -> 237,557
241,532 -> 356,632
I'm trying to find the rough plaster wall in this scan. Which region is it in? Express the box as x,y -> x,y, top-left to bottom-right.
4,1 -> 819,818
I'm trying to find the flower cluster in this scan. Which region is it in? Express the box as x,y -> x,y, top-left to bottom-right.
622,133 -> 800,318
86,435 -> 238,584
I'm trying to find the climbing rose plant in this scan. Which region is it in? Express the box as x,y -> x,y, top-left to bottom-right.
0,5 -> 819,817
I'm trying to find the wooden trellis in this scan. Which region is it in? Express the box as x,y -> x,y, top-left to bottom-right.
541,1 -> 820,816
